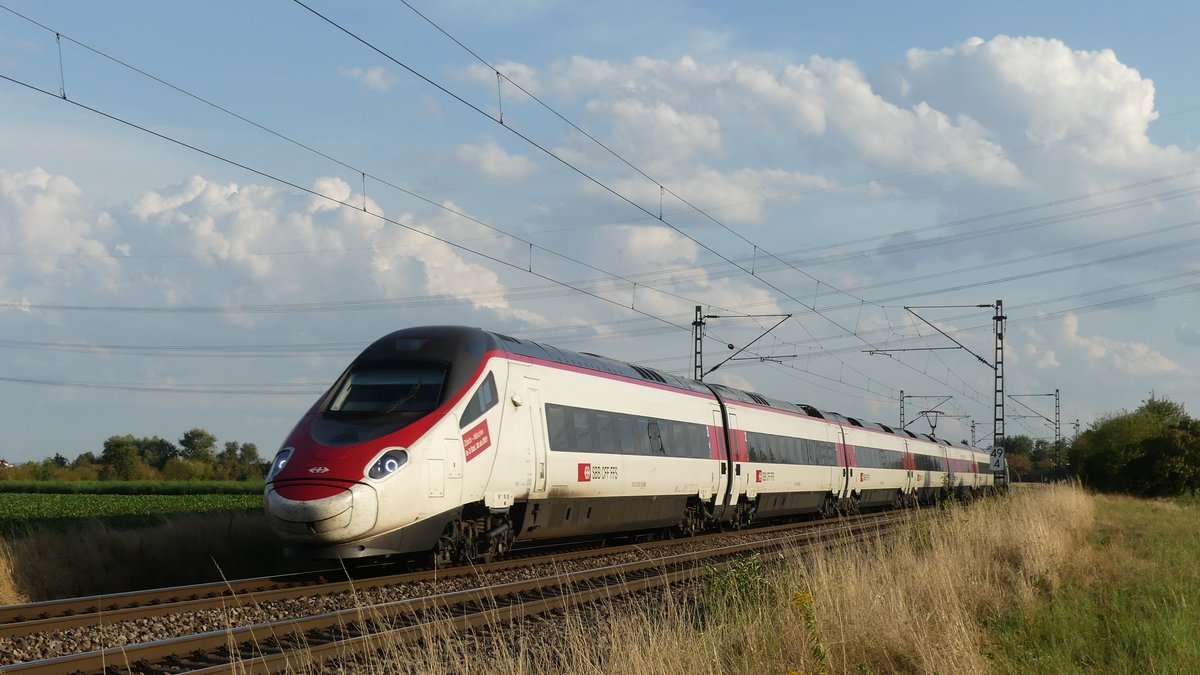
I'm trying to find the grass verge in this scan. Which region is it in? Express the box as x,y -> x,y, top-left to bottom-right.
298,485 -> 1181,674
990,493 -> 1200,673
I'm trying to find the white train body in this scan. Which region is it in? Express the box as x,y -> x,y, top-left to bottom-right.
264,326 -> 995,560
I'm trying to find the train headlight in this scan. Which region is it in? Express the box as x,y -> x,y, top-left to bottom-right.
368,449 -> 409,480
267,448 -> 293,480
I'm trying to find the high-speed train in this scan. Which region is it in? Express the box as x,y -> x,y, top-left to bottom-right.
264,326 -> 995,562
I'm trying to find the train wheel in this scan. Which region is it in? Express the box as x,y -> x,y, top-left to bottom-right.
479,516 -> 514,563
677,502 -> 704,537
435,520 -> 475,567
819,494 -> 838,519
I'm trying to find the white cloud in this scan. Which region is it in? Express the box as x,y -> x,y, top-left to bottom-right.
0,172 -> 546,327
0,167 -> 119,284
902,35 -> 1168,167
590,98 -> 721,173
612,224 -> 699,267
339,65 -> 398,92
611,167 -> 831,225
1060,313 -> 1178,375
1023,343 -> 1060,369
454,140 -> 538,181
525,53 -> 1026,186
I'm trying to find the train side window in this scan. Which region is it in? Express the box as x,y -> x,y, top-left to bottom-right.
546,403 -> 570,451
647,421 -> 665,455
635,418 -> 652,455
669,422 -> 688,458
689,424 -> 708,458
572,409 -> 593,452
595,411 -> 618,454
460,372 -> 498,428
820,440 -> 834,466
617,414 -> 637,455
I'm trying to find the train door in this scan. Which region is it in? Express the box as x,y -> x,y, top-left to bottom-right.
524,378 -> 548,496
835,426 -> 852,500
902,441 -> 915,495
711,409 -> 731,520
442,412 -> 463,505
726,411 -> 750,521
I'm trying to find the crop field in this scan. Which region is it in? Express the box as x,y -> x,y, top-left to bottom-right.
0,491 -> 263,536
0,480 -> 263,495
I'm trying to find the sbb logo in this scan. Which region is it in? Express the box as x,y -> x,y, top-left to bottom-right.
578,463 -> 591,482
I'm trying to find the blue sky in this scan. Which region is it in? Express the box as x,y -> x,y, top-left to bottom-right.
2,1 -> 1198,462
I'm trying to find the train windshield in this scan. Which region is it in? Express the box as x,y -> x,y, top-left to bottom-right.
327,366 -> 447,415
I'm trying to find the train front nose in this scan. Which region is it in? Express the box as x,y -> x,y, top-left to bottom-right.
265,481 -> 379,544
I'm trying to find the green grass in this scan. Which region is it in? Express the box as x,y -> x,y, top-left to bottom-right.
990,496 -> 1200,673
0,492 -> 264,536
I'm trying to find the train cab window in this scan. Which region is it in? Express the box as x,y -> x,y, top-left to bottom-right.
460,372 -> 498,427
327,365 -> 446,415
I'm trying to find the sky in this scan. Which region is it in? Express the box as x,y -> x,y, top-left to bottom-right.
2,1 -> 1199,463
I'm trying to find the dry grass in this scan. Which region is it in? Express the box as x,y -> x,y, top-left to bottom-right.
0,538 -> 28,605
299,485 -> 1095,674
0,512 -> 306,601
795,486 -> 1094,674
0,486 -> 1099,672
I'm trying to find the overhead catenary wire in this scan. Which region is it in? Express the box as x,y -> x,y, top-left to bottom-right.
296,0 -> 1200,425
0,7 -> 911,402
3,1 -> 1194,338
0,25 -> 899,395
288,1 -> 888,364
0,3 -> 1180,420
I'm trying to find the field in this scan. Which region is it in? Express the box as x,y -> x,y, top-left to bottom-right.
317,485 -> 1200,674
0,481 -> 279,601
0,480 -> 263,494
0,480 -> 264,537
3,484 -> 1199,673
0,492 -> 263,534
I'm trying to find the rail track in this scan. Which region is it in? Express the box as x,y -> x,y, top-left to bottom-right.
1,510 -> 910,674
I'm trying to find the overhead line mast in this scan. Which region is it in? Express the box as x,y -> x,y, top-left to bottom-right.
992,300 -> 1007,486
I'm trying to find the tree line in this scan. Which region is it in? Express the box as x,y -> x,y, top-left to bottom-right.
1004,394 -> 1199,498
2,428 -> 266,482
4,396 -> 1196,494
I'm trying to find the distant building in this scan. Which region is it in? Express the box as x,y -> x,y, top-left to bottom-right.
0,459 -> 14,469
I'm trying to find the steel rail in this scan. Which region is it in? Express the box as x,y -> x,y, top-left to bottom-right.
2,513 -> 905,674
0,512 -> 887,640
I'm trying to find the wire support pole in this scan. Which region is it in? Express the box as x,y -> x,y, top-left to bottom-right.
992,299 -> 1007,484
1008,388 -> 1062,470
1055,388 -> 1062,468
